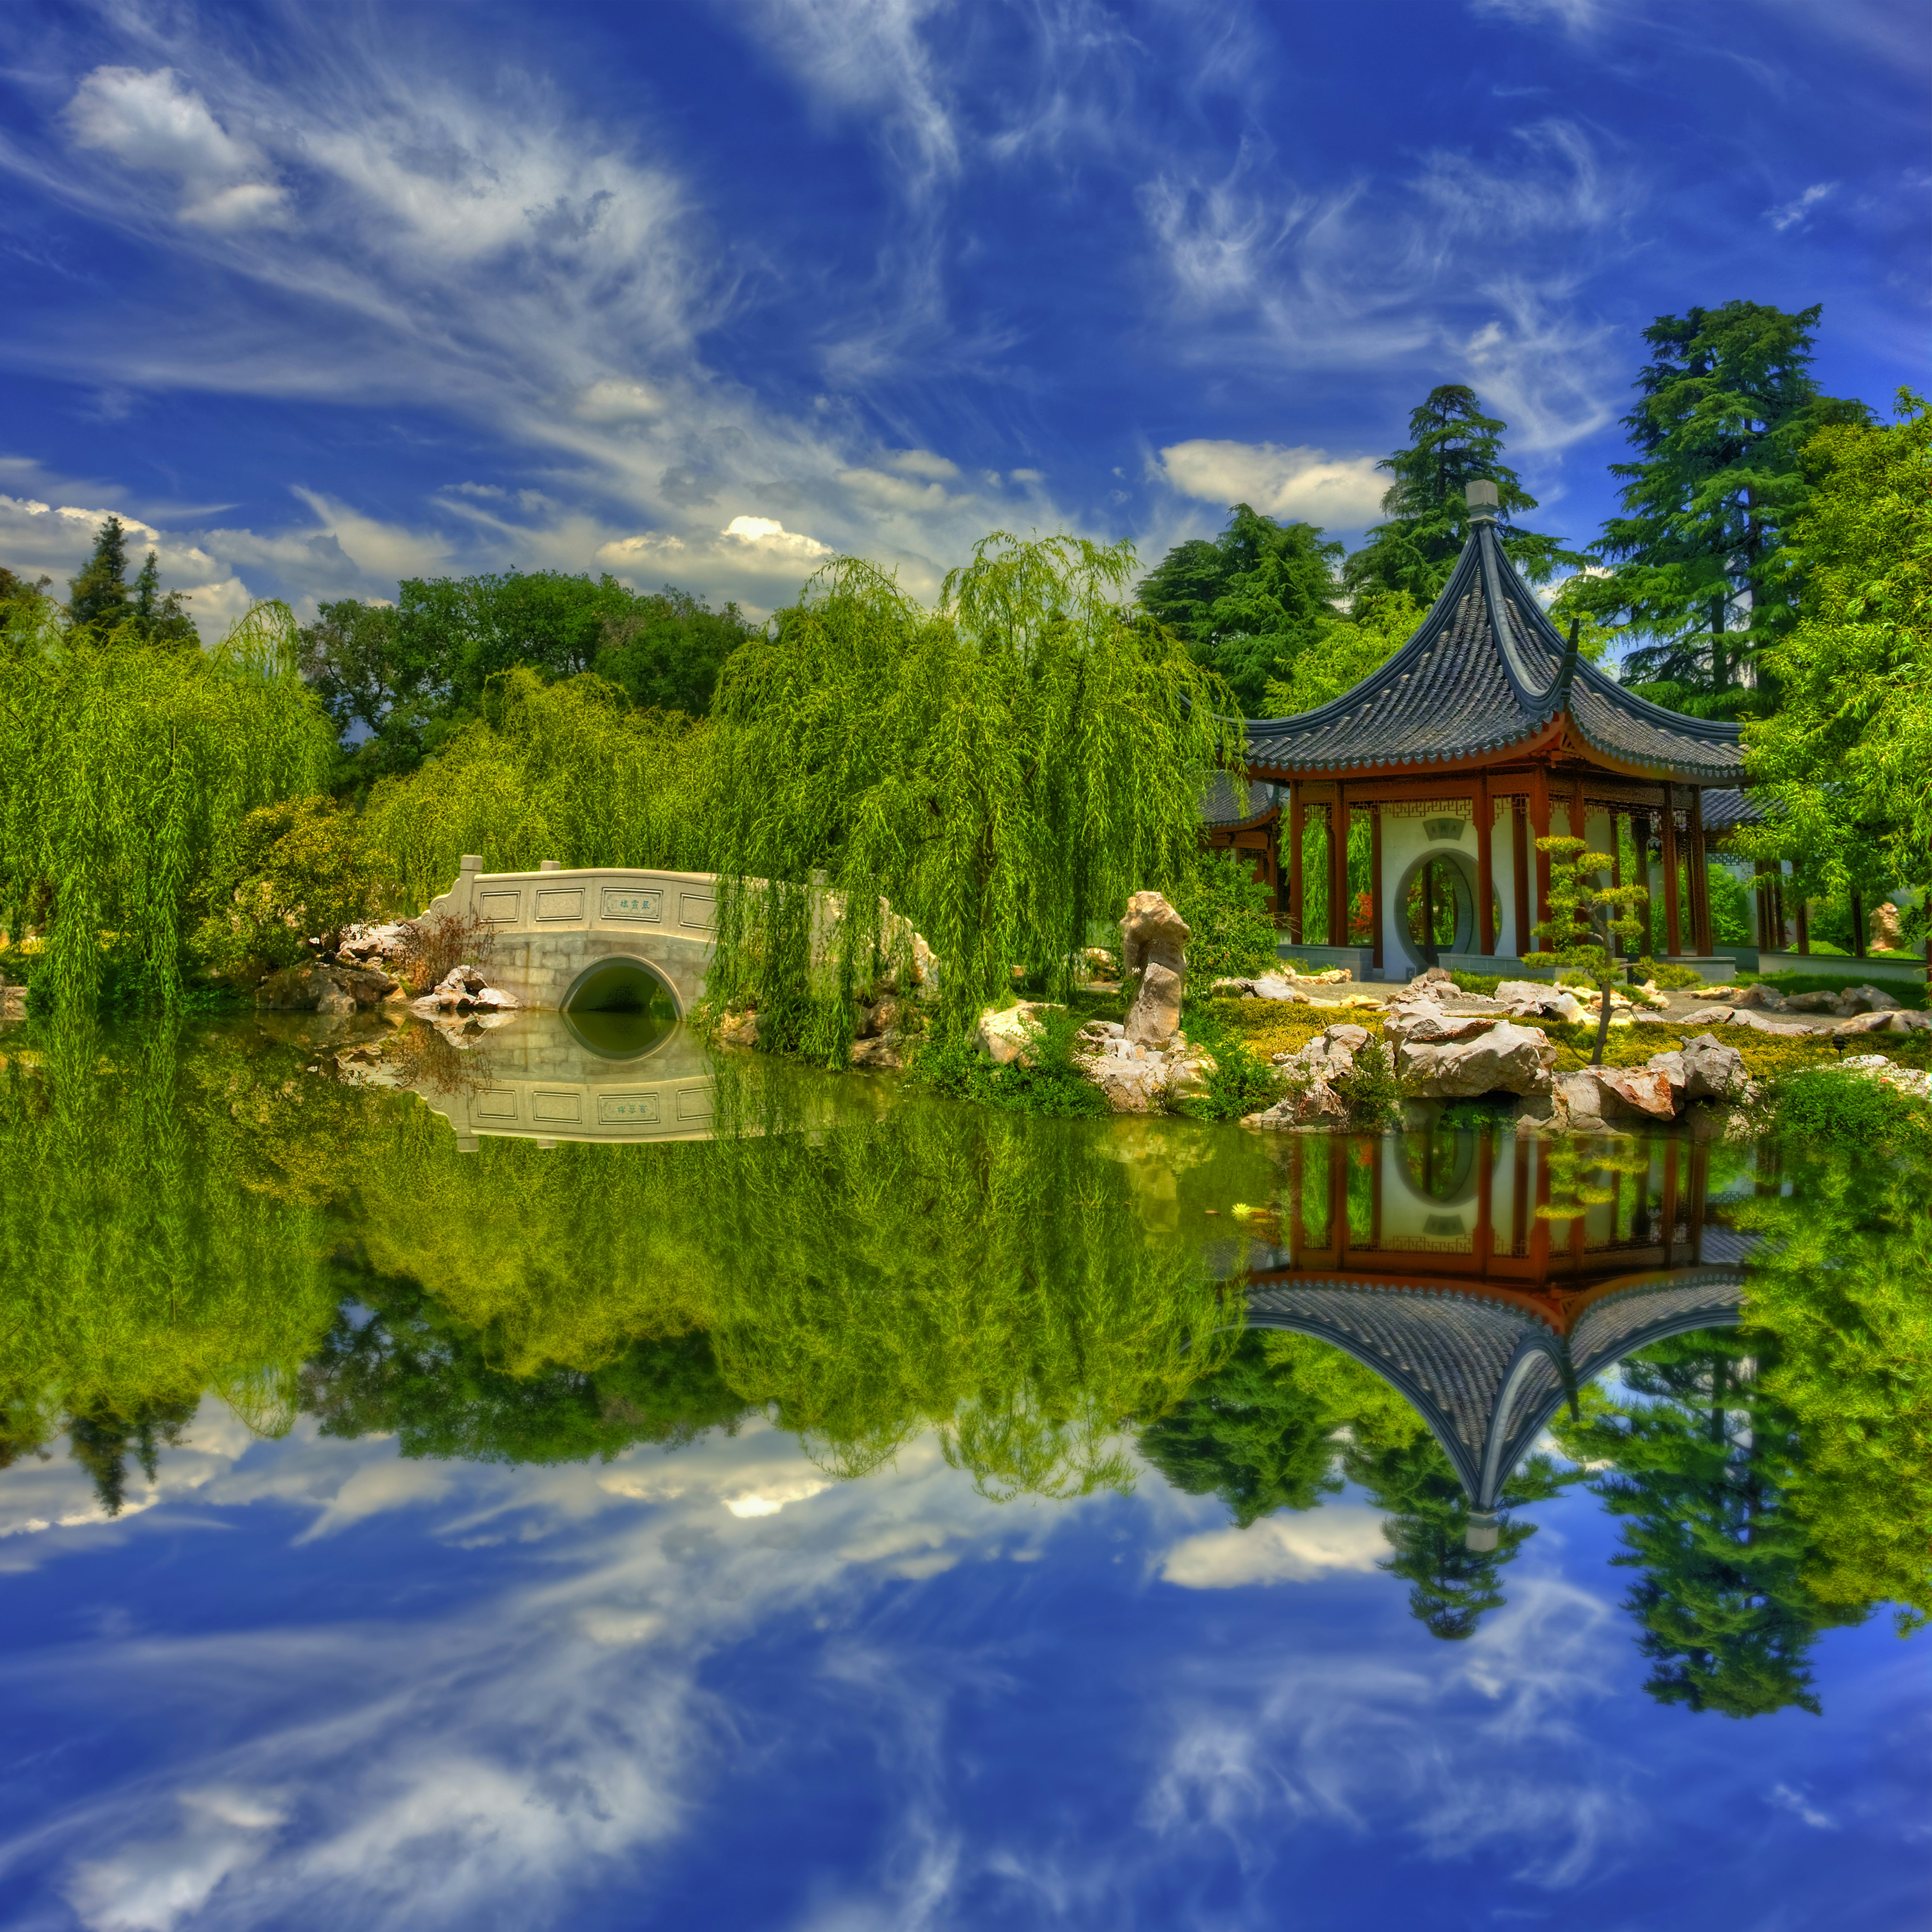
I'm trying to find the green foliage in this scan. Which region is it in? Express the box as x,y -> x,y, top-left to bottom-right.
1735,969 -> 1927,1009
190,794 -> 379,977
1739,392 -> 1932,923
1552,1328 -> 1859,1716
1344,385 -> 1583,603
302,574 -> 756,789
910,1006 -> 1109,1119
0,1031 -> 341,1506
65,517 -> 196,647
1634,955 -> 1707,990
1336,1037 -> 1404,1126
1261,588 -> 1424,716
1525,835 -> 1649,1065
1169,846 -> 1280,984
1138,505 -> 1343,716
360,666 -> 711,913
1769,1065 -> 1931,1148
1733,1138 -> 1932,1631
1168,1004 -> 1282,1124
1566,302 -> 1871,711
1447,968 -> 1506,997
0,597 -> 332,1012
706,535 -> 1239,1058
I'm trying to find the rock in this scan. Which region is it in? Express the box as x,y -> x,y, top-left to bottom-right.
1395,1019 -> 1556,1098
1407,967 -> 1455,991
1844,984 -> 1901,1014
717,1009 -> 759,1049
1872,901 -> 1903,951
1595,1065 -> 1678,1120
1839,1008 -> 1932,1035
257,963 -> 397,1011
1165,1046 -> 1217,1100
1120,893 -> 1189,1046
977,1002 -> 1048,1066
1274,1023 -> 1368,1081
1125,960 -> 1185,1048
1671,1033 -> 1749,1100
1731,984 -> 1789,1011
1089,1055 -> 1169,1114
1082,946 -> 1120,979
856,994 -> 901,1039
334,921 -> 411,967
1715,1007 -> 1814,1037
1691,984 -> 1741,1000
849,1032 -> 903,1071
1249,973 -> 1306,1003
1383,1003 -> 1496,1047
1553,1069 -> 1608,1128
1243,1078 -> 1349,1132
1492,979 -> 1548,1007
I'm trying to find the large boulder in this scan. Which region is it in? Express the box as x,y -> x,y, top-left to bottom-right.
1672,1032 -> 1749,1101
1395,1019 -> 1556,1098
1731,983 -> 1789,1011
1594,1065 -> 1678,1120
257,963 -> 397,1011
1383,1003 -> 1497,1048
977,1002 -> 1047,1066
1275,1023 -> 1369,1082
1120,892 -> 1190,1047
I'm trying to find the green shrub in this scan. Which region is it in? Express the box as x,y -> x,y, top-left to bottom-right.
1635,957 -> 1708,991
1170,848 -> 1280,986
909,1006 -> 1108,1118
1449,969 -> 1505,997
1771,1066 -> 1930,1146
1736,969 -> 1927,1011
1170,1006 -> 1283,1123
1336,1038 -> 1404,1126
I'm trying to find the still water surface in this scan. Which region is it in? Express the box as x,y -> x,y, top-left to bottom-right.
0,1015 -> 1926,1930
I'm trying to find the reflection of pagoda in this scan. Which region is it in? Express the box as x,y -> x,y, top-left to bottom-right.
1243,1130 -> 1753,1547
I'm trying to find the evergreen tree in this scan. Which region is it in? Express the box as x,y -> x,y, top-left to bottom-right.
1138,504 -> 1342,716
67,515 -> 133,634
1344,385 -> 1580,603
1553,1329 -> 1862,1716
130,550 -> 198,649
1566,302 -> 1871,715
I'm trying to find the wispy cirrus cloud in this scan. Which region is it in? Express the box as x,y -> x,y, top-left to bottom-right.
1766,181 -> 1836,231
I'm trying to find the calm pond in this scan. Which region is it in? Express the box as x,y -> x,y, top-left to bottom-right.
0,1014 -> 1926,1931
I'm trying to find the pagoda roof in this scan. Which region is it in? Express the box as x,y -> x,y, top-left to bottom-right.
1241,518 -> 1747,787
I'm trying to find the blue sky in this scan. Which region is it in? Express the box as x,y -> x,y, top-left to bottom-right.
0,0 -> 1925,634
1,1405 -> 1926,1932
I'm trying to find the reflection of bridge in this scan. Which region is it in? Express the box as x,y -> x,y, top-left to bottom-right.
422,857 -> 718,1015
1243,1130 -> 1751,1546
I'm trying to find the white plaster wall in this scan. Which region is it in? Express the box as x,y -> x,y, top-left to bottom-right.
1380,815 -> 1484,974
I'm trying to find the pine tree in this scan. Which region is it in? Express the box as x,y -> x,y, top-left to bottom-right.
67,515 -> 133,634
1566,302 -> 1870,715
1345,385 -> 1581,603
1138,504 -> 1342,716
131,549 -> 198,650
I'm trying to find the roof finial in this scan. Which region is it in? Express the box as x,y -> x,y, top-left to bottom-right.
1465,478 -> 1499,523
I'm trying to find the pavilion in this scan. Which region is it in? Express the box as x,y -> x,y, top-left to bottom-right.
1205,481 -> 1746,982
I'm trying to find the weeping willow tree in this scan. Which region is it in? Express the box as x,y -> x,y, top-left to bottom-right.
0,1028 -> 340,1503
0,598 -> 330,1011
705,535 -> 1240,1056
360,667 -> 713,912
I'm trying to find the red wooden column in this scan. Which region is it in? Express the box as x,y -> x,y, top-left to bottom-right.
1687,788 -> 1712,955
1570,774 -> 1589,940
1475,776 -> 1495,955
1329,791 -> 1349,948
1287,782 -> 1304,943
1529,765 -> 1553,951
1660,782 -> 1682,957
1610,812 -> 1625,953
1631,809 -> 1653,955
1511,796 -> 1531,961
1369,802 -> 1384,975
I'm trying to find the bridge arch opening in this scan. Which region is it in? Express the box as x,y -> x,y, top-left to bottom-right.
560,957 -> 681,1061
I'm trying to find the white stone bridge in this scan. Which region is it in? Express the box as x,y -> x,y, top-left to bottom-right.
423,856 -> 718,1018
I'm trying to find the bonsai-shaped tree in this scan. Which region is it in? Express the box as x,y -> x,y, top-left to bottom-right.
1524,835 -> 1651,1066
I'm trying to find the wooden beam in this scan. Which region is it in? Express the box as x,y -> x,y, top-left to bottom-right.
1511,798 -> 1530,961
1475,774 -> 1495,955
1660,783 -> 1681,957
1287,782 -> 1304,944
1369,803 -> 1384,974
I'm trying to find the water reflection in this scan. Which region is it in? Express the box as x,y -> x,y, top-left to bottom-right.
0,1017 -> 1925,1708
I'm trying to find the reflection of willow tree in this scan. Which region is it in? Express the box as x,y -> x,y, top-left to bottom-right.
325,1061 -> 1235,1498
0,1027 -> 340,1512
1554,1329 -> 1861,1717
1139,1329 -> 1567,1637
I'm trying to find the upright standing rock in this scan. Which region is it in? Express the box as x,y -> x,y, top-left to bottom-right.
1120,892 -> 1190,1047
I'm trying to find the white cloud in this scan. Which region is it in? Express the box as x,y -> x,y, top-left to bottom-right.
886,448 -> 961,481
572,378 -> 667,422
1468,0 -> 1601,32
65,67 -> 289,229
1159,1507 -> 1388,1587
1767,1782 -> 1837,1830
722,515 -> 832,559
67,1788 -> 288,1932
1155,439 -> 1384,526
1766,182 -> 1836,232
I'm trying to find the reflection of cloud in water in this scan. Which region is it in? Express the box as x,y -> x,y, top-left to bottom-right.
0,1400 -> 1914,1929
